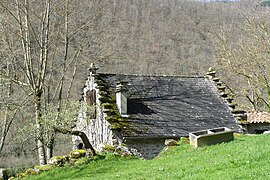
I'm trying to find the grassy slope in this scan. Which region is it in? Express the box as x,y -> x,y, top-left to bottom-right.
27,134 -> 270,180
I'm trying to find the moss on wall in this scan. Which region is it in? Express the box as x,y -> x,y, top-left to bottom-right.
96,76 -> 129,130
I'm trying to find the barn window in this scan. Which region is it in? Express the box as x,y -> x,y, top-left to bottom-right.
86,90 -> 96,118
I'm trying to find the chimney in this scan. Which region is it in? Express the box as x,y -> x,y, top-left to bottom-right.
116,81 -> 129,117
88,63 -> 98,75
205,67 -> 216,79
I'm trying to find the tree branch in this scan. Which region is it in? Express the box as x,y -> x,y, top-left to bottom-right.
54,127 -> 96,156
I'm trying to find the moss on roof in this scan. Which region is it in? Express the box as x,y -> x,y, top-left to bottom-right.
96,73 -> 239,138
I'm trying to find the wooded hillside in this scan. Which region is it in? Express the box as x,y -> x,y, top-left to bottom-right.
0,0 -> 268,168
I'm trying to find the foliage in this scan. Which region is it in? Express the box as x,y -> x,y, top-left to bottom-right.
69,150 -> 86,159
103,144 -> 115,152
34,165 -> 52,172
25,134 -> 270,179
6,166 -> 29,179
42,101 -> 82,138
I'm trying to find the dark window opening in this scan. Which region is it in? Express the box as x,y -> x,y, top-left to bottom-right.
254,129 -> 268,134
86,89 -> 96,118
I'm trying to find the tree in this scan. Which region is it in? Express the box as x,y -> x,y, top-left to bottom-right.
212,3 -> 270,111
0,0 -> 114,165
0,45 -> 28,156
0,62 -> 17,155
42,100 -> 96,156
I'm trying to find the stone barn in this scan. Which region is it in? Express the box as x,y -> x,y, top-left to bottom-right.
239,111 -> 270,134
73,64 -> 241,158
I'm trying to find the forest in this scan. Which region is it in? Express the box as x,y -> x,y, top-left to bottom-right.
0,0 -> 269,168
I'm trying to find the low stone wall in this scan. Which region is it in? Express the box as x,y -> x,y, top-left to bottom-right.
125,139 -> 165,159
246,123 -> 270,134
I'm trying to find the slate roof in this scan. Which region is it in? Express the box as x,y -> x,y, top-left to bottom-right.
98,73 -> 239,139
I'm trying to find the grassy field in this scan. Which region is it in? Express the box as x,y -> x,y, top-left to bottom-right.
26,134 -> 270,180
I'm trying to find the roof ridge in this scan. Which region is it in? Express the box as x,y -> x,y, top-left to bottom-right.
98,72 -> 205,78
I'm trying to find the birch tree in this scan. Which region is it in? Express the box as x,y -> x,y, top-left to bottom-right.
0,0 -> 114,165
0,62 -> 16,155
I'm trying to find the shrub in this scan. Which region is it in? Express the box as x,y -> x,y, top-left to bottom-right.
69,150 -> 86,159
34,165 -> 52,172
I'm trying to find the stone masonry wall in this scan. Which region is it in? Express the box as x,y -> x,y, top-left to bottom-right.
74,64 -> 168,157
245,123 -> 270,134
73,71 -> 121,151
125,139 -> 166,159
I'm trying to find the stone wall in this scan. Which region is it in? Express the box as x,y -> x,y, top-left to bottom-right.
75,65 -> 169,158
73,70 -> 122,151
124,139 -> 166,159
245,123 -> 270,134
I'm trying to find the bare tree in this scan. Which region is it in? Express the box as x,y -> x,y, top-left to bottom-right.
212,3 -> 270,111
0,63 -> 17,155
0,0 -> 116,165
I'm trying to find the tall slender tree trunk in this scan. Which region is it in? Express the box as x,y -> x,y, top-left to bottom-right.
0,65 -> 16,155
0,70 -> 10,155
34,91 -> 46,165
46,133 -> 54,162
0,108 -> 16,155
0,111 -> 9,153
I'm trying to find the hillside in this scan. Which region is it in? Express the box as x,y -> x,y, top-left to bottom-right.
26,134 -> 270,180
0,0 -> 268,171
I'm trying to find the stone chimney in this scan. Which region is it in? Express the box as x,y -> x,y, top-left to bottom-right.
205,67 -> 216,79
116,81 -> 129,117
88,63 -> 99,75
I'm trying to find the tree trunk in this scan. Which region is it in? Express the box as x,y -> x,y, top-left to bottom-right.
0,136 -> 6,156
0,108 -> 16,155
54,127 -> 96,156
0,65 -> 15,155
46,132 -> 54,162
0,108 -> 10,155
34,92 -> 46,165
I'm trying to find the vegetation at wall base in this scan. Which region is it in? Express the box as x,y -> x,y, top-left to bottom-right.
24,134 -> 270,180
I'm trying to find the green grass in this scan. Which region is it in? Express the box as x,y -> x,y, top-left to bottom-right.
26,134 -> 270,180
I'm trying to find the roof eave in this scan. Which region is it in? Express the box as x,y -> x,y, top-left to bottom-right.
123,135 -> 182,141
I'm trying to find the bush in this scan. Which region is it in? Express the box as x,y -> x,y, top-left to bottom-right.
69,150 -> 86,159
6,166 -> 28,178
48,156 -> 69,166
34,165 -> 53,172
